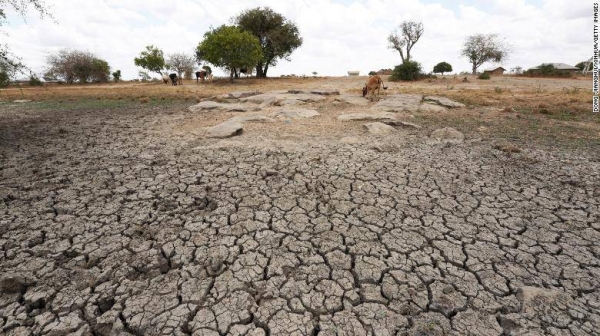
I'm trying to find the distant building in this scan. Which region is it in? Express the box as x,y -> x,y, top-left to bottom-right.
483,67 -> 506,75
528,63 -> 579,74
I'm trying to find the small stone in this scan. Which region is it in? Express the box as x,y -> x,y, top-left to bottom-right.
430,127 -> 464,143
363,122 -> 395,135
206,121 -> 243,138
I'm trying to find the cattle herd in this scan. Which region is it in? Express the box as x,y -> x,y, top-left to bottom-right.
161,71 -> 213,86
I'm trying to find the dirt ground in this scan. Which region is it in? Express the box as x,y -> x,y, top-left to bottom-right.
1,76 -> 599,335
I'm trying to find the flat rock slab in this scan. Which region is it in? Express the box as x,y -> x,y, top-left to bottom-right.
13,99 -> 32,103
335,95 -> 370,106
424,96 -> 465,108
226,91 -> 263,99
206,121 -> 244,138
363,122 -> 395,134
310,89 -> 340,95
189,101 -> 256,112
338,112 -> 396,121
240,94 -> 280,104
419,103 -> 448,113
275,109 -> 320,119
229,115 -> 275,123
381,120 -> 422,129
430,127 -> 464,143
371,94 -> 423,112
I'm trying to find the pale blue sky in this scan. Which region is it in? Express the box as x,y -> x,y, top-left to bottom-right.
3,0 -> 591,79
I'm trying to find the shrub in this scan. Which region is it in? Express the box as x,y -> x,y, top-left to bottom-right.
112,70 -> 121,82
29,75 -> 44,86
368,71 -> 377,76
478,72 -> 490,80
0,71 -> 9,88
390,61 -> 422,81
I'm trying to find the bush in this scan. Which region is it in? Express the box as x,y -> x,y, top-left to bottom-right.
0,71 -> 9,88
390,61 -> 422,81
368,71 -> 377,76
112,70 -> 121,82
478,72 -> 490,80
29,75 -> 44,86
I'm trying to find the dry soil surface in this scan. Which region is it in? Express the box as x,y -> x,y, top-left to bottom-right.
1,84 -> 599,336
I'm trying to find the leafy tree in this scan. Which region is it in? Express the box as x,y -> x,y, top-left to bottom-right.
510,66 -> 523,74
461,34 -> 510,74
388,21 -> 424,63
575,61 -> 588,71
202,65 -> 212,75
234,7 -> 302,78
112,69 -> 121,82
539,63 -> 555,76
368,71 -> 377,76
138,70 -> 150,81
197,25 -> 263,82
166,52 -> 195,79
390,60 -> 422,81
433,62 -> 452,75
134,45 -> 166,76
45,49 -> 110,83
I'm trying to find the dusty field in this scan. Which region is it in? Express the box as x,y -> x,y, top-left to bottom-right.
1,76 -> 599,335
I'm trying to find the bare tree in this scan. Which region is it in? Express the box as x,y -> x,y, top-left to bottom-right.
461,34 -> 510,75
166,53 -> 195,79
388,21 -> 424,63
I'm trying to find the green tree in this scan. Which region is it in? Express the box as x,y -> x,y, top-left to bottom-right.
234,7 -> 302,78
433,62 -> 452,75
388,21 -> 424,63
461,34 -> 510,75
45,49 -> 110,83
202,65 -> 212,75
575,61 -> 587,71
134,45 -> 166,76
197,25 -> 263,82
390,60 -> 422,81
112,69 -> 121,82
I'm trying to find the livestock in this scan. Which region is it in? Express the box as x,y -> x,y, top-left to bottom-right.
195,70 -> 207,82
362,75 -> 384,99
162,74 -> 169,85
169,73 -> 178,86
207,74 -> 213,83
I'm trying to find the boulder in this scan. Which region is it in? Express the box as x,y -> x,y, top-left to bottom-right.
206,121 -> 244,138
430,127 -> 464,143
275,109 -> 320,119
240,94 -> 280,104
363,122 -> 395,134
424,96 -> 465,108
229,115 -> 275,123
419,103 -> 447,113
310,89 -> 339,95
371,94 -> 422,112
338,112 -> 396,122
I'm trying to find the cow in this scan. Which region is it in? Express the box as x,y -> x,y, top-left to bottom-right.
162,74 -> 169,85
362,75 -> 384,99
169,73 -> 178,86
195,70 -> 207,82
207,73 -> 213,83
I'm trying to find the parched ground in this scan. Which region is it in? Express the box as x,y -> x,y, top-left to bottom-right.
1,76 -> 600,335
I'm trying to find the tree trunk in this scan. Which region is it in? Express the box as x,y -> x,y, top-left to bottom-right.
229,69 -> 234,83
262,64 -> 269,78
472,63 -> 477,75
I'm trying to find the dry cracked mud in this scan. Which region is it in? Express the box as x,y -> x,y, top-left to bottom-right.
1,94 -> 599,336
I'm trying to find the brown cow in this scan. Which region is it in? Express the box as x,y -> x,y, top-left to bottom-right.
362,75 -> 384,99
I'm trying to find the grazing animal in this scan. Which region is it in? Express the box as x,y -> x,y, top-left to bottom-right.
169,73 -> 178,85
362,75 -> 384,99
195,70 -> 207,82
207,74 -> 213,83
162,74 -> 169,85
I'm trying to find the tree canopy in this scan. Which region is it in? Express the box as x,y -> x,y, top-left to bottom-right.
461,34 -> 510,75
45,49 -> 110,83
166,52 -> 195,78
197,25 -> 263,82
433,62 -> 452,75
388,21 -> 424,64
234,7 -> 302,78
134,45 -> 166,76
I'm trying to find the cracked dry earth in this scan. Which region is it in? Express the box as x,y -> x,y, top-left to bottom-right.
1,98 -> 600,336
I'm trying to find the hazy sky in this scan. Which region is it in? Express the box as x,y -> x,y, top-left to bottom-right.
3,0 -> 591,79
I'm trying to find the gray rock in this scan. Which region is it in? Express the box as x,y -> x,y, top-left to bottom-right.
240,94 -> 279,104
363,122 -> 395,134
310,89 -> 340,95
335,95 -> 370,106
424,96 -> 465,108
338,112 -> 396,121
206,121 -> 244,138
229,115 -> 275,123
430,127 -> 464,143
188,101 -> 255,113
371,94 -> 422,112
419,103 -> 448,112
227,91 -> 262,99
381,120 -> 421,129
275,109 -> 320,119
13,99 -> 32,103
